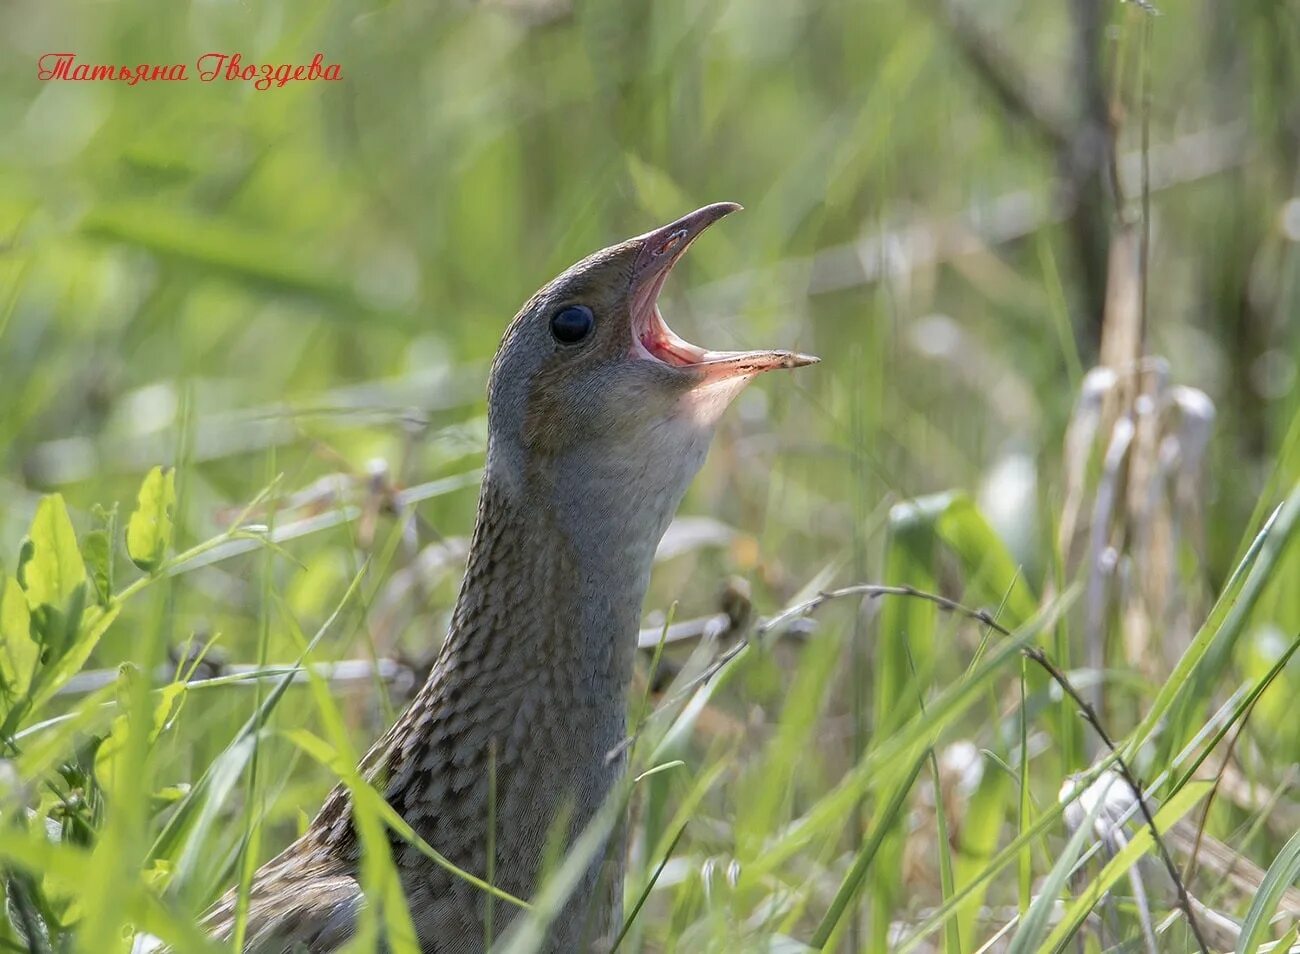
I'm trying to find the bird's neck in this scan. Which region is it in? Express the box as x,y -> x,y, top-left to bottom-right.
441,466 -> 659,692
374,453 -> 684,805
309,439 -> 705,877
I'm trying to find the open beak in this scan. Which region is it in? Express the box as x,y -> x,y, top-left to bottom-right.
628,203 -> 818,383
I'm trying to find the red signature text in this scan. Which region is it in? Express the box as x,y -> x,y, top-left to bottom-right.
37,52 -> 342,90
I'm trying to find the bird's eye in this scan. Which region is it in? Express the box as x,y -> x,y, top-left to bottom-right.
550,305 -> 594,344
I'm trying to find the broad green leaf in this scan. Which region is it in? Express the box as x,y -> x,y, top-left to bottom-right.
876,498 -> 938,736
0,575 -> 38,700
14,538 -> 34,590
23,495 -> 86,611
126,466 -> 177,572
28,604 -> 121,711
46,581 -> 85,669
83,503 -> 118,607
81,531 -> 112,607
877,492 -> 1037,738
934,494 -> 1037,627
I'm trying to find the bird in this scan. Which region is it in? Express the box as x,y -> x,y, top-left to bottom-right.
198,203 -> 817,953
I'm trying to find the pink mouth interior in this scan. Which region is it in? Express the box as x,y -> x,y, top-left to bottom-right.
625,207 -> 816,381
638,306 -> 713,367
630,237 -> 718,367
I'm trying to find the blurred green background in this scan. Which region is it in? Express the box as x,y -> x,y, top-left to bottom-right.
1,0 -> 1299,951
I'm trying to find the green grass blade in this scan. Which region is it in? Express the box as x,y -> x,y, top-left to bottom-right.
1128,482 -> 1300,759
1236,828 -> 1300,954
147,560 -> 369,872
809,751 -> 927,948
1006,779 -> 1109,954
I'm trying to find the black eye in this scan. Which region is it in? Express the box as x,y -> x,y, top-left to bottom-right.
550,304 -> 594,344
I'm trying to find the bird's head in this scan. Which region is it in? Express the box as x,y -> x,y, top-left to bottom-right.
486,203 -> 816,536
